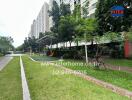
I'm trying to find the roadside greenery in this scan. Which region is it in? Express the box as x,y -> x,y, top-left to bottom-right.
104,58 -> 132,67
0,57 -> 22,100
127,27 -> 132,41
19,0 -> 132,61
22,56 -> 130,100
0,36 -> 14,55
31,54 -> 59,61
95,0 -> 132,33
56,60 -> 132,91
29,55 -> 132,91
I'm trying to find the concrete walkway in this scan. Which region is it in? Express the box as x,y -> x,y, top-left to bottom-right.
20,56 -> 31,100
0,56 -> 13,71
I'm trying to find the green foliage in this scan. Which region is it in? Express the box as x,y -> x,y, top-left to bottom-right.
75,18 -> 97,42
0,36 -> 14,54
22,56 -> 130,100
39,32 -> 44,39
60,3 -> 71,16
0,57 -> 22,100
16,44 -> 24,51
49,1 -> 74,43
60,59 -> 132,92
104,32 -> 123,42
73,4 -> 81,20
104,58 -> 132,68
49,0 -> 60,33
58,15 -> 77,42
95,0 -> 132,34
23,37 -> 38,52
127,27 -> 132,41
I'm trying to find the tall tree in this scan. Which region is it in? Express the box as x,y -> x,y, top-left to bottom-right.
49,0 -> 60,33
75,18 -> 97,42
95,0 -> 132,34
60,3 -> 71,16
0,36 -> 14,54
58,15 -> 76,43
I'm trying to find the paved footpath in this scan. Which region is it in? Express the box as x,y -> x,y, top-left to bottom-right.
0,56 -> 13,71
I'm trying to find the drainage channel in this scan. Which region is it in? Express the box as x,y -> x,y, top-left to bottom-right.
20,56 -> 31,100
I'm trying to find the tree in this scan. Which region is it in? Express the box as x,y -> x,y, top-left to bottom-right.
92,31 -> 124,68
49,0 -> 60,33
23,37 -> 38,52
0,36 -> 14,54
73,3 -> 81,21
60,3 -> 71,16
75,18 -> 97,43
126,27 -> 132,41
39,32 -> 44,39
58,15 -> 76,43
95,0 -> 132,34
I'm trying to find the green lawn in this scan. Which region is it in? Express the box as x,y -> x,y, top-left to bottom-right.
104,58 -> 132,67
22,56 -> 130,100
0,57 -> 3,60
0,53 -> 3,57
56,60 -> 132,91
32,54 -> 132,68
29,55 -> 132,91
31,55 -> 59,62
0,57 -> 22,100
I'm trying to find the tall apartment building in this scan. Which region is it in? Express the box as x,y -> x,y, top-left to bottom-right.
59,0 -> 98,17
49,0 -> 53,31
28,0 -> 98,38
80,0 -> 98,17
87,0 -> 98,17
28,2 -> 49,39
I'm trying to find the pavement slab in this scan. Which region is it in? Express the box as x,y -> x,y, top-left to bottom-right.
0,56 -> 13,71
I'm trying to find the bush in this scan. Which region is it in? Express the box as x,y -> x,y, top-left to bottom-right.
0,53 -> 3,57
110,47 -> 124,58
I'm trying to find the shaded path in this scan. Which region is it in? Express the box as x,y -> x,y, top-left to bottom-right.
0,56 -> 13,71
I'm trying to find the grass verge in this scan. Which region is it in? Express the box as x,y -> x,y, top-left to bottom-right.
55,60 -> 132,91
0,57 -> 22,100
22,56 -> 130,100
104,58 -> 132,67
31,55 -> 59,62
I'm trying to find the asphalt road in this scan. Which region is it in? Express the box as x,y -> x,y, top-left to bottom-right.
0,56 -> 13,71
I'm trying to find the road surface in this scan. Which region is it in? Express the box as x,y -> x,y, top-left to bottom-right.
0,56 -> 13,71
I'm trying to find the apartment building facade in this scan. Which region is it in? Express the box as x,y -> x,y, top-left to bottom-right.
29,2 -> 49,39
59,0 -> 98,17
28,0 -> 98,38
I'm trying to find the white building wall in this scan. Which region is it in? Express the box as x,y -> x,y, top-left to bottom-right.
88,0 -> 98,17
29,2 -> 49,39
28,31 -> 31,38
43,2 -> 49,32
28,0 -> 98,39
49,0 -> 53,31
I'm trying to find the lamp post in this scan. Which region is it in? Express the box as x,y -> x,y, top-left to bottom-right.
84,33 -> 88,63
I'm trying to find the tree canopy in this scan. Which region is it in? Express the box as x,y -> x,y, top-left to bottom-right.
95,0 -> 132,34
0,36 -> 14,54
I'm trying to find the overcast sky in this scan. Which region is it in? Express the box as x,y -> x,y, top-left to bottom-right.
0,0 -> 49,47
